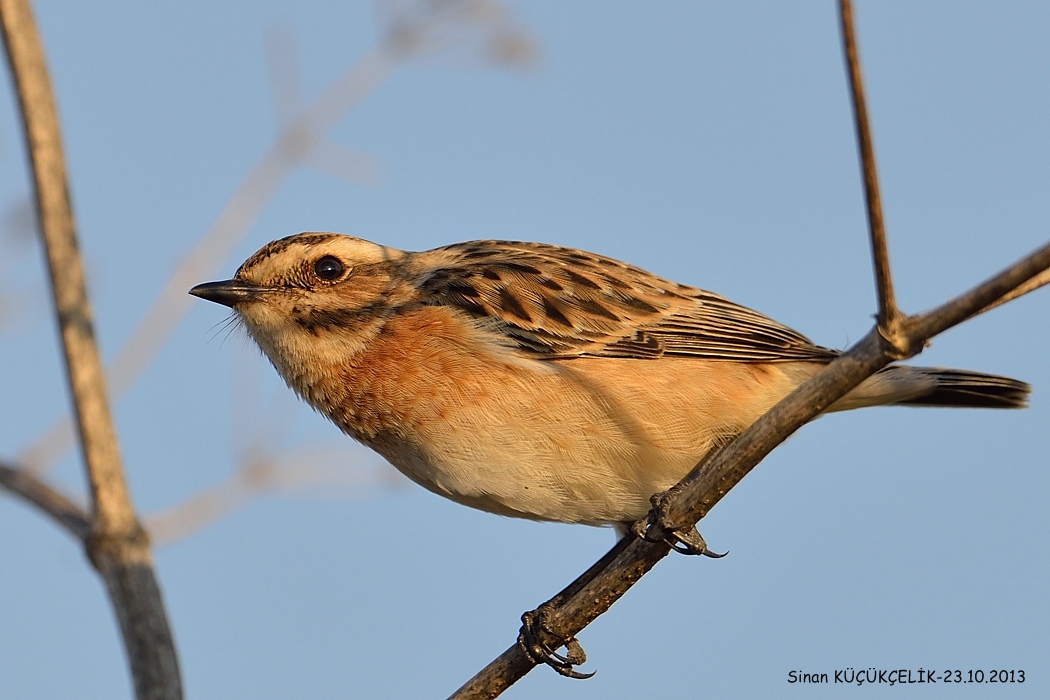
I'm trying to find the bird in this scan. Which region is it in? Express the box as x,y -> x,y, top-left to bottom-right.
190,233 -> 1029,534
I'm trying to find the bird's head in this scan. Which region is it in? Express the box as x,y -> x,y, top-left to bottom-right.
190,232 -> 411,369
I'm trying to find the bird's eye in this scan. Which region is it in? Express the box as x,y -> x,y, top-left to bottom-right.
313,255 -> 346,281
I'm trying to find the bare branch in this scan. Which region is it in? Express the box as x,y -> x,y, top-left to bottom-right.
0,0 -> 128,533
0,459 -> 90,540
973,266 -> 1050,318
904,242 -> 1050,342
839,0 -> 901,345
0,1 -> 181,697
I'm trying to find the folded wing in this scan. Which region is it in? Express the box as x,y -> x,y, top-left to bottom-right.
416,240 -> 838,363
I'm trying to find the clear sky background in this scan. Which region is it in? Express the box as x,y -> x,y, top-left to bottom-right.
1,1 -> 1048,698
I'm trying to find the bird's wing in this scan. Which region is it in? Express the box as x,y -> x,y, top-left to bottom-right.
415,240 -> 838,363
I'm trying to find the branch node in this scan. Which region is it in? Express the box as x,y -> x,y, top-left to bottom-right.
876,319 -> 916,361
517,604 -> 595,679
86,521 -> 151,571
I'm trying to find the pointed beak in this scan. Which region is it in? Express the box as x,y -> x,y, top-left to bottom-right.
189,279 -> 269,308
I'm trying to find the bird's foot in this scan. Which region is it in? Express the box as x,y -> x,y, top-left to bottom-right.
517,604 -> 594,679
631,487 -> 728,558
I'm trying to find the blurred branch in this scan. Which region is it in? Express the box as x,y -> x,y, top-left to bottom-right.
267,24 -> 382,187
265,23 -> 305,132
136,346 -> 407,547
302,141 -> 385,188
0,197 -> 38,329
2,194 -> 36,245
0,458 -> 90,540
146,449 -> 405,545
449,2 -> 1050,696
18,0 -> 535,475
0,0 -> 128,529
377,0 -> 535,66
0,0 -> 181,697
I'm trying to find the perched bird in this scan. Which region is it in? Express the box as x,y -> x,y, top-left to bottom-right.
190,233 -> 1029,532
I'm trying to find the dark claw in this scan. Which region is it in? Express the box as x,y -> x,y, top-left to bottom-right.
518,607 -> 595,679
631,502 -> 728,558
666,524 -> 729,558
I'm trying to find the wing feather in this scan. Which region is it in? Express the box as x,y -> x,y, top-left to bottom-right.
415,241 -> 837,363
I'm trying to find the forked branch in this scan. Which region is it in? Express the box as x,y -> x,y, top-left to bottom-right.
0,459 -> 90,540
0,0 -> 182,697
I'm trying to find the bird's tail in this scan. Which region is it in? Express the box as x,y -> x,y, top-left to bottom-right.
829,365 -> 1030,412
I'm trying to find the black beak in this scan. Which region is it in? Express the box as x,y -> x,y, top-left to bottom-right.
189,279 -> 268,308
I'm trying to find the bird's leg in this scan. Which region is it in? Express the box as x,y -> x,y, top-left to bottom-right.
515,533 -> 632,678
518,604 -> 594,679
632,484 -> 728,558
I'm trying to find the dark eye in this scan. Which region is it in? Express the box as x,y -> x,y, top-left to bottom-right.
313,255 -> 345,281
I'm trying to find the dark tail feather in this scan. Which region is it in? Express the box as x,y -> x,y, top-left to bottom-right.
896,368 -> 1030,409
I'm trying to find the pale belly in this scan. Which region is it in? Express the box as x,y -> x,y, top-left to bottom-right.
355,356 -> 803,526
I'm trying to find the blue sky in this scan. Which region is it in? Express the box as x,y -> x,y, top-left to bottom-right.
1,2 -> 1048,697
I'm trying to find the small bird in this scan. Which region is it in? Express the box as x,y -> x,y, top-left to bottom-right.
190,233 -> 1029,532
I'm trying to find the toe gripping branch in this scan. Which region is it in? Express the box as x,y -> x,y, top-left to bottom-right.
516,490 -> 725,680
518,604 -> 594,679
632,488 -> 728,558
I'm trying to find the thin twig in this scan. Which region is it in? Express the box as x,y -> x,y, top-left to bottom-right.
973,266 -> 1050,318
0,2 -> 182,698
903,242 -> 1050,342
840,0 -> 901,346
0,459 -> 90,540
